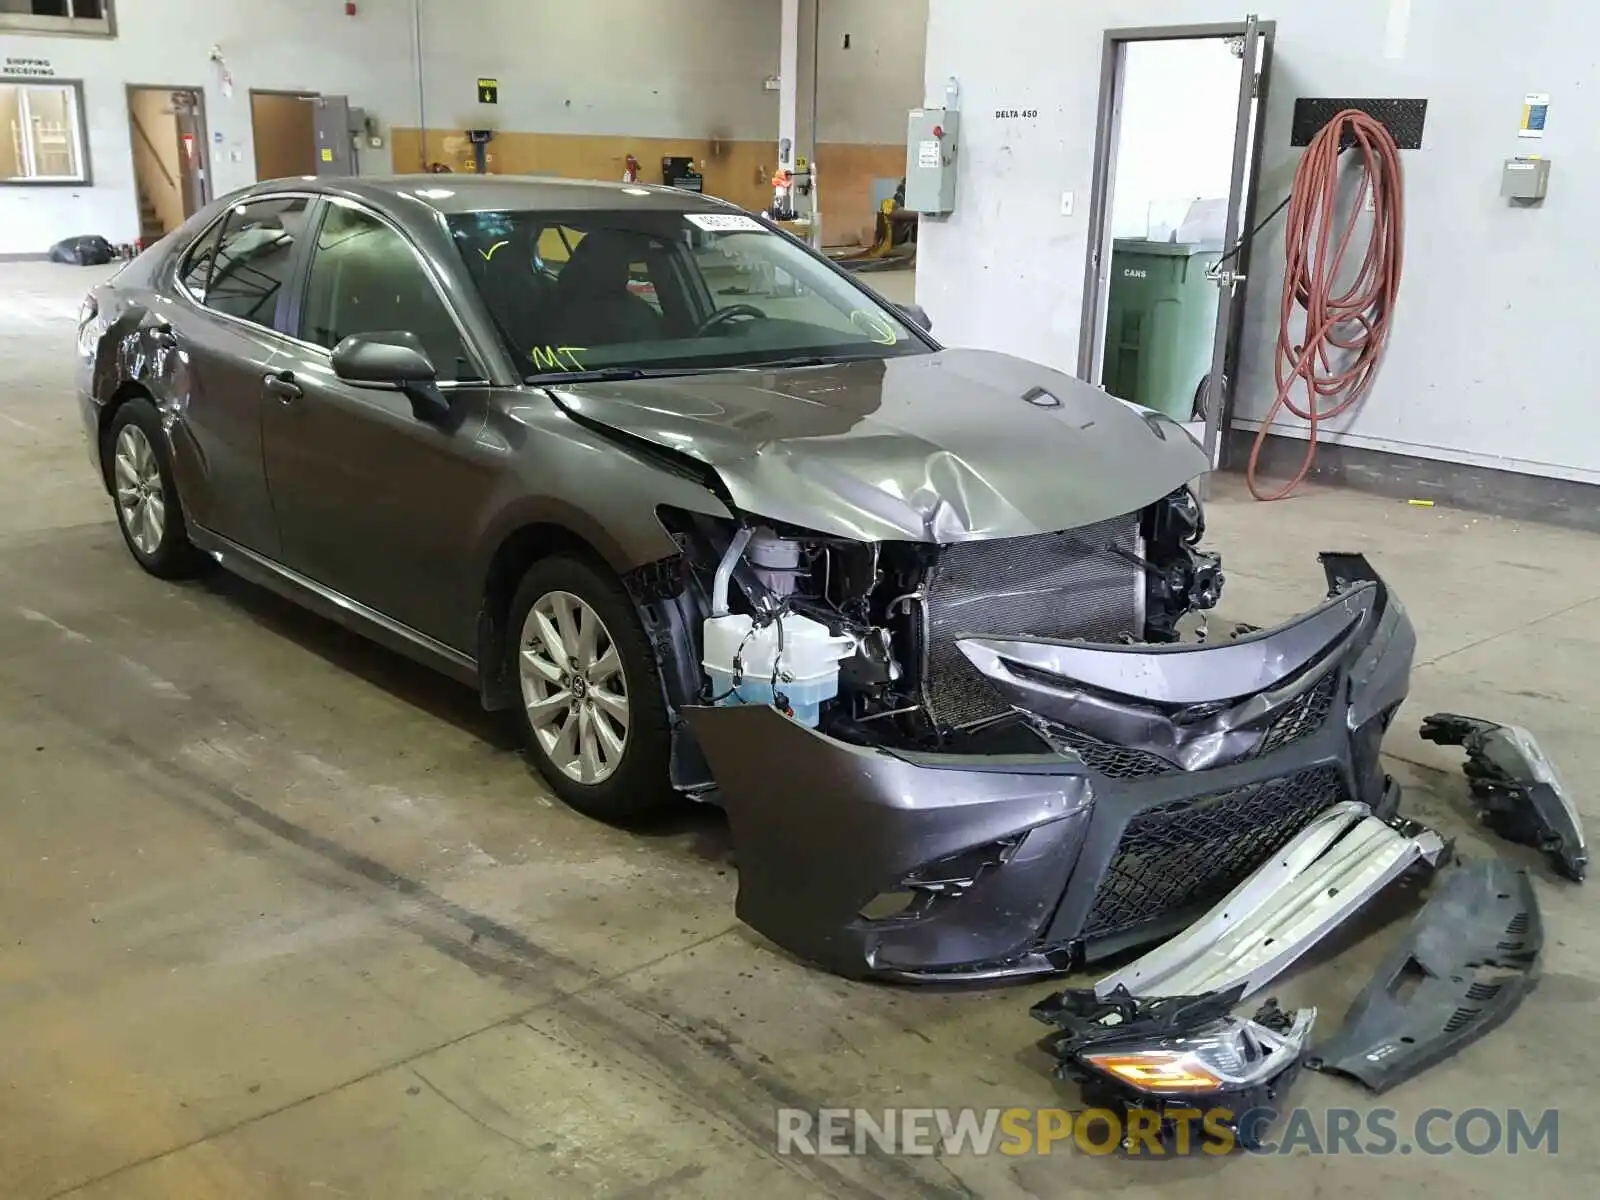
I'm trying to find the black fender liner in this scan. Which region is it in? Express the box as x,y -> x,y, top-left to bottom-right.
1306,858 -> 1541,1093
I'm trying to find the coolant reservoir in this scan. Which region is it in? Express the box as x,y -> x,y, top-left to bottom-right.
702,613 -> 855,727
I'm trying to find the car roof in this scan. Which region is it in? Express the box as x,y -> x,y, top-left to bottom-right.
243,174 -> 745,216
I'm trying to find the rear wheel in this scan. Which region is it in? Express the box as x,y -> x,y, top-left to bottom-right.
508,554 -> 676,823
105,398 -> 206,579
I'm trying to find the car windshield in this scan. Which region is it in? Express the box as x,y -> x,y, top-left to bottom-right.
447,207 -> 930,379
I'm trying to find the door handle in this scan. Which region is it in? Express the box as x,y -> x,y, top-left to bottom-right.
263,371 -> 303,403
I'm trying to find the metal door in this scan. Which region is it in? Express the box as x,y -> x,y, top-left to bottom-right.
314,95 -> 355,176
1199,17 -> 1269,473
259,355 -> 493,648
1078,18 -> 1275,474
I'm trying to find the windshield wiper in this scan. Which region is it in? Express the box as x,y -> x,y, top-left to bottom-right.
529,357 -> 840,385
527,366 -> 688,384
732,356 -> 833,371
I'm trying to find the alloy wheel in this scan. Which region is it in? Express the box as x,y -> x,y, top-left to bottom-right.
518,589 -> 630,784
113,424 -> 166,556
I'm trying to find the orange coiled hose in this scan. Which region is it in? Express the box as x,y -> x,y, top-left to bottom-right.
1247,109 -> 1405,501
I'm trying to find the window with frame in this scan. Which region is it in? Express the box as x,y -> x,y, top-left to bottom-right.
177,219 -> 223,298
0,1 -> 113,37
0,80 -> 89,183
300,201 -> 475,382
204,196 -> 310,328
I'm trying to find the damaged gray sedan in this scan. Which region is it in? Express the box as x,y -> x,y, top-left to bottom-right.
77,176 -> 1415,982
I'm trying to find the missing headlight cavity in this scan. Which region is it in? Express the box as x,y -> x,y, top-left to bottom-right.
661,482 -> 1235,762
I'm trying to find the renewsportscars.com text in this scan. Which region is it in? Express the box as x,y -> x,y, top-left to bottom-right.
776,1106 -> 1559,1157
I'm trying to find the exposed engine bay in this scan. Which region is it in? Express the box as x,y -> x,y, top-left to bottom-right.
657,485 -> 1224,762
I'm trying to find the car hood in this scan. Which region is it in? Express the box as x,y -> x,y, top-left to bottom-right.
548,348 -> 1208,542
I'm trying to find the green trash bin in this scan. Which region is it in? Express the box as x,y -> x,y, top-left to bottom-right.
1102,239 -> 1223,422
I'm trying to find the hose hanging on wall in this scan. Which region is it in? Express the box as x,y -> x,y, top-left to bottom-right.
1246,110 -> 1405,501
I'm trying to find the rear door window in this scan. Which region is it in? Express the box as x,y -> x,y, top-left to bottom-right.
177,218 -> 224,299
204,196 -> 311,329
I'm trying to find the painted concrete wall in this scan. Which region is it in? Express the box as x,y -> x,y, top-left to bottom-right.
418,0 -> 924,144
1,0 -> 926,255
816,0 -> 928,143
0,0 -> 415,254
416,0 -> 783,140
920,0 -> 1600,484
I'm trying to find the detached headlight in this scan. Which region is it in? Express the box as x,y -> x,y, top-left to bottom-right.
1031,985 -> 1314,1151
1078,1006 -> 1314,1094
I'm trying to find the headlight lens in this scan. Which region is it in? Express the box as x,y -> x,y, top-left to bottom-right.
1078,1006 -> 1315,1094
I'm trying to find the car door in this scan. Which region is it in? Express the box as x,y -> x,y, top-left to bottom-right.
260,197 -> 499,651
165,194 -> 315,556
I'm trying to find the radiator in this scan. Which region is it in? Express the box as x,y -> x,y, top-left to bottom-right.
917,514 -> 1144,727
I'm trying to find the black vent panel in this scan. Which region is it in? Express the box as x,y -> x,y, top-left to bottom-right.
1290,97 -> 1428,149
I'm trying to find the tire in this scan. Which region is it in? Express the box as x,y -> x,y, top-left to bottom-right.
104,397 -> 207,580
1192,372 -> 1229,423
507,554 -> 677,823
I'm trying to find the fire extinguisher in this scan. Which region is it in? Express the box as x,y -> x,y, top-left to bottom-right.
622,153 -> 640,184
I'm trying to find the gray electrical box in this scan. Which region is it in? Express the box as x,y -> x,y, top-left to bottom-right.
1502,156 -> 1550,200
905,107 -> 959,215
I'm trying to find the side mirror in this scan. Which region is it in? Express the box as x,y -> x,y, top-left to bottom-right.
332,331 -> 451,422
897,303 -> 932,334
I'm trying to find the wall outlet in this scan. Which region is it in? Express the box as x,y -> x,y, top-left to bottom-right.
1060,191 -> 1074,216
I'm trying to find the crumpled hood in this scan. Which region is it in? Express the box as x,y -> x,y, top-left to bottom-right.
548,348 -> 1208,541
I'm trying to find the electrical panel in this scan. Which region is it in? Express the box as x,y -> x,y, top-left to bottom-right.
905,107 -> 959,215
1502,156 -> 1550,201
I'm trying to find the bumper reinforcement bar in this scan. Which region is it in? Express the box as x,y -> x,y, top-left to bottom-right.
1094,801 -> 1447,1000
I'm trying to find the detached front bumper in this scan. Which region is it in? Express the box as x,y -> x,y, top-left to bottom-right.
684,554 -> 1416,982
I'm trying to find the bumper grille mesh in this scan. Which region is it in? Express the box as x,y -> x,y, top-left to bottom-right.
1041,724 -> 1177,780
1083,764 -> 1348,939
920,516 -> 1143,726
1256,672 -> 1340,756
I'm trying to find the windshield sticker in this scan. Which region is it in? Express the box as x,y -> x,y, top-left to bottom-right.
478,240 -> 511,262
850,309 -> 900,346
684,213 -> 767,233
529,345 -> 586,371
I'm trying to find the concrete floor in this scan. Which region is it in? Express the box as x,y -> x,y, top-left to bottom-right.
1,259 -> 1594,1198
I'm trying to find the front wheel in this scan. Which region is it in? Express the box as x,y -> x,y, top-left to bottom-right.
507,554 -> 677,823
104,397 -> 207,579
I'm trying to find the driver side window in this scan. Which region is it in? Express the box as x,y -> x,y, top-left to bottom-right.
300,202 -> 474,382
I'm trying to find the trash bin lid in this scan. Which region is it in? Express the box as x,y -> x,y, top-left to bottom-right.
1111,237 -> 1224,256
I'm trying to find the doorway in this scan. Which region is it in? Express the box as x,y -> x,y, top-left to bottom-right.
250,90 -> 319,181
1079,18 -> 1274,470
125,85 -> 210,246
